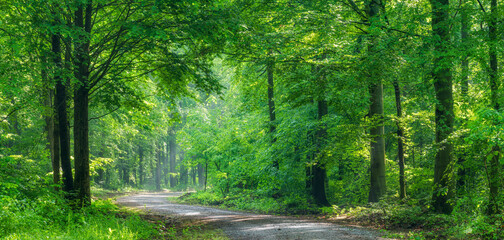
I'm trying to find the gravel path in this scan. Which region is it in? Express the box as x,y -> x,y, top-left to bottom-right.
116,192 -> 385,240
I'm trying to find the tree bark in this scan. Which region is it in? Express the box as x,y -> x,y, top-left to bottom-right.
52,107 -> 61,190
197,163 -> 205,187
179,150 -> 188,186
73,1 -> 93,206
267,52 -> 278,169
430,0 -> 455,214
393,81 -> 406,200
487,0 -> 500,215
123,166 -> 130,185
155,143 -> 161,191
43,54 -> 60,190
367,0 -> 386,203
52,30 -> 73,194
138,145 -> 144,186
306,134 -> 314,191
311,99 -> 330,206
457,2 -> 469,194
460,5 -> 469,98
169,128 -> 177,188
163,142 -> 169,186
305,164 -> 312,190
205,161 -> 208,191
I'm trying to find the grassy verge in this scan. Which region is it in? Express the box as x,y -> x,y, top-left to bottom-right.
176,190 -> 320,215
0,188 -> 228,240
0,196 -> 159,240
175,191 -> 504,239
91,186 -> 141,199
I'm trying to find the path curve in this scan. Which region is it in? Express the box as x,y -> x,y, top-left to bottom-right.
116,192 -> 385,240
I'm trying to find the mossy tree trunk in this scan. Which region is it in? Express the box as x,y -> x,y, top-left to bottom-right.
430,0 -> 455,214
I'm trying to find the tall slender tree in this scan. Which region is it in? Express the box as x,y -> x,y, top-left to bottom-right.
430,0 -> 455,214
311,63 -> 330,206
73,1 -> 93,206
393,80 -> 406,200
267,51 -> 279,169
487,0 -> 500,215
52,18 -> 74,194
367,0 -> 386,203
169,127 -> 177,188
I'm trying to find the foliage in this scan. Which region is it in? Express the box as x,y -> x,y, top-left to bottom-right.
178,190 -> 320,215
2,0 -> 504,238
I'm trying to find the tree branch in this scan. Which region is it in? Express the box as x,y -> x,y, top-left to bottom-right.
344,0 -> 367,20
88,106 -> 120,121
476,0 -> 486,12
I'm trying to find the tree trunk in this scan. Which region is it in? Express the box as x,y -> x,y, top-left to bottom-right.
197,163 -> 205,187
430,0 -> 455,214
191,166 -> 196,185
155,143 -> 161,191
43,54 -> 60,190
368,82 -> 386,202
138,145 -> 144,186
52,30 -> 73,194
205,161 -> 208,191
163,142 -> 169,186
306,133 -> 314,191
457,3 -> 469,194
73,2 -> 92,206
460,5 -> 469,98
487,0 -> 500,215
393,81 -> 406,200
267,52 -> 278,169
179,150 -> 188,186
367,0 -> 386,203
311,99 -> 330,206
52,108 -> 61,189
123,167 -> 130,185
305,165 -> 312,190
169,128 -> 177,188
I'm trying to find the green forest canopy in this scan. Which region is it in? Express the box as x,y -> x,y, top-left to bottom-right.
1,0 -> 504,237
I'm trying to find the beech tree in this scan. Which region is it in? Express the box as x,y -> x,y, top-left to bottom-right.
4,0 -> 504,237
430,0 -> 455,214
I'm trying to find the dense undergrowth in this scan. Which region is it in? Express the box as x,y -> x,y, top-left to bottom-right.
0,190 -> 228,240
0,196 -> 158,240
177,190 -> 320,215
177,190 -> 504,239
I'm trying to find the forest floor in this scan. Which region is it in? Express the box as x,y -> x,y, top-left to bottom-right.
116,191 -> 386,240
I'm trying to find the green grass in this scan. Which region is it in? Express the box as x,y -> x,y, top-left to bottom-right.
0,191 -> 228,240
177,190 -> 319,215
321,201 -> 504,239
90,186 -> 141,199
0,196 -> 158,240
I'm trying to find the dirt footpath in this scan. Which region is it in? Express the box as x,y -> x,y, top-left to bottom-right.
116,192 -> 386,240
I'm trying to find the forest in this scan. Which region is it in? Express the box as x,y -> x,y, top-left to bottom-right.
1,0 -> 504,239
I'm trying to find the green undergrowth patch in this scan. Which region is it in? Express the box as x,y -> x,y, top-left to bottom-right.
0,197 -> 158,240
177,190 -> 320,215
91,186 -> 142,199
1,193 -> 228,240
324,201 -> 504,239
